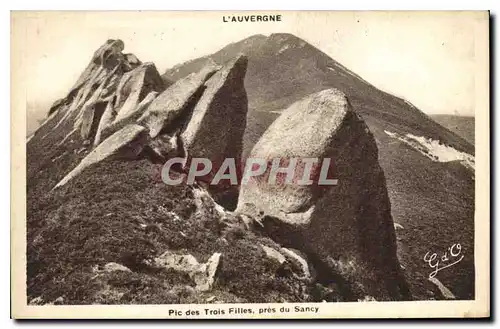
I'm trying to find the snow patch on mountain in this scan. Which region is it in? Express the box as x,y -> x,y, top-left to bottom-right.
384,130 -> 475,171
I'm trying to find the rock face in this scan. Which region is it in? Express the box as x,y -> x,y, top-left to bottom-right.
77,73 -> 117,141
280,248 -> 311,280
55,124 -> 148,188
138,61 -> 221,138
47,48 -> 249,200
113,62 -> 165,123
181,55 -> 248,209
48,98 -> 66,116
48,39 -> 142,145
68,40 -> 127,96
93,62 -> 164,145
260,244 -> 286,264
154,251 -> 221,291
237,88 -> 408,300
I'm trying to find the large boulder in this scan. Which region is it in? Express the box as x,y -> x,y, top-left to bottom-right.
181,55 -> 248,209
138,61 -> 221,138
236,88 -> 408,300
55,124 -> 148,188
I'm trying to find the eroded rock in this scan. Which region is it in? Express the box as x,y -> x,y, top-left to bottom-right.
138,61 -> 220,138
113,62 -> 165,123
193,253 -> 221,291
91,62 -> 163,146
237,88 -> 408,300
95,89 -> 160,146
181,55 -> 249,209
55,124 -> 148,188
53,39 -> 140,138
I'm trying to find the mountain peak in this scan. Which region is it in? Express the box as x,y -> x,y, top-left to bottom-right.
268,33 -> 303,41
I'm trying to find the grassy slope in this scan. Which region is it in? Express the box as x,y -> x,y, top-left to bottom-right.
163,34 -> 476,300
368,118 -> 475,299
431,115 -> 475,145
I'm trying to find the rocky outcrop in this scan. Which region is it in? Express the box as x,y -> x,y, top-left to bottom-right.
55,124 -> 148,188
93,99 -> 117,146
70,39 -> 137,102
68,40 -> 124,96
36,37 -> 253,204
154,251 -> 221,291
181,55 -> 248,209
138,61 -> 221,138
50,39 -> 141,143
237,88 -> 408,300
49,53 -> 249,196
93,62 -> 164,145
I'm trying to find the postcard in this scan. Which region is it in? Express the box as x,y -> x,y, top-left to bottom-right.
11,10 -> 490,319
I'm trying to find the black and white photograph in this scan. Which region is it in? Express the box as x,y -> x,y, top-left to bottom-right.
11,10 -> 489,319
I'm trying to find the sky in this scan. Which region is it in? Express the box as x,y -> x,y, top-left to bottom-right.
13,11 -> 487,117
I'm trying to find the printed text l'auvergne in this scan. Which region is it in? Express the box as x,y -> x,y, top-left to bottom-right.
222,15 -> 282,23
